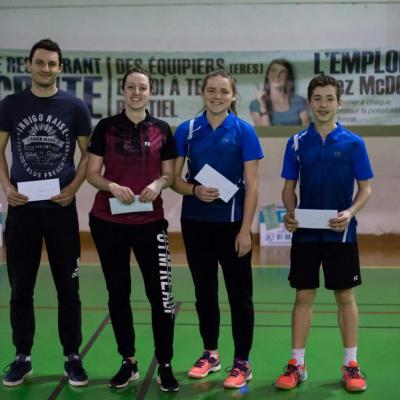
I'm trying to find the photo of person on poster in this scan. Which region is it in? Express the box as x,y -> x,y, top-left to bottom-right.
250,59 -> 310,126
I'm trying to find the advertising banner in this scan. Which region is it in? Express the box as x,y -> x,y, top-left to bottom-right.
1,48 -> 399,127
260,205 -> 292,246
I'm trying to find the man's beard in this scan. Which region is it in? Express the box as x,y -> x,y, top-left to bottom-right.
34,76 -> 56,88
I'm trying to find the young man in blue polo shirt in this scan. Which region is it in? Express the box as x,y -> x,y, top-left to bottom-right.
275,74 -> 373,392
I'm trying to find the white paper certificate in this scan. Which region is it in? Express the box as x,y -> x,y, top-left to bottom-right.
295,209 -> 338,229
194,164 -> 239,203
17,178 -> 60,201
109,197 -> 153,215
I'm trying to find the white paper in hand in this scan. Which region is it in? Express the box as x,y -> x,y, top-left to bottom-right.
194,164 -> 238,203
17,178 -> 60,201
295,208 -> 337,229
109,197 -> 153,214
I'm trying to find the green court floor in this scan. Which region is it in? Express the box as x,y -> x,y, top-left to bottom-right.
0,263 -> 399,399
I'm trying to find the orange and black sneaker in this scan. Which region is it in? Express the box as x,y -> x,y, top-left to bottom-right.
223,359 -> 252,389
275,359 -> 307,390
188,351 -> 221,378
342,360 -> 367,392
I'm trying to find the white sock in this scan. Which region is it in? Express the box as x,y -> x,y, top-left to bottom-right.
291,348 -> 305,366
207,350 -> 219,359
65,354 -> 79,361
344,346 -> 357,366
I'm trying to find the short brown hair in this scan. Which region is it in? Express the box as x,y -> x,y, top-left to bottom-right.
307,74 -> 341,101
29,38 -> 62,65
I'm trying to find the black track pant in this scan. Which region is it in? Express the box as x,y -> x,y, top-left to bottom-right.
181,218 -> 254,360
89,215 -> 175,363
5,205 -> 82,356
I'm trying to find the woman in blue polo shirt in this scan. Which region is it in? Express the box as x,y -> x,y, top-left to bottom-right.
173,69 -> 263,389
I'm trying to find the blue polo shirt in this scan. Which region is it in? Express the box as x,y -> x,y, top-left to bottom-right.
174,111 -> 264,223
281,123 -> 373,242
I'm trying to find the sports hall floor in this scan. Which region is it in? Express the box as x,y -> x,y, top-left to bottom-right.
0,234 -> 399,400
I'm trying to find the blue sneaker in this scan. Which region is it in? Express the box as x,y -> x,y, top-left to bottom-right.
64,354 -> 88,387
3,354 -> 33,387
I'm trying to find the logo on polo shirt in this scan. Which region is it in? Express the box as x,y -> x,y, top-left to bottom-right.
334,151 -> 342,158
16,113 -> 70,179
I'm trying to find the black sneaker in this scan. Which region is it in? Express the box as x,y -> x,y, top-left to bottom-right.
64,354 -> 88,387
109,359 -> 139,389
3,354 -> 32,387
157,363 -> 179,392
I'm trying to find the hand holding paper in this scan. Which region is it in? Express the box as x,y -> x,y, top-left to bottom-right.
17,178 -> 60,202
328,209 -> 353,232
283,210 -> 298,232
139,178 -> 165,202
109,182 -> 135,204
295,208 -> 338,229
193,184 -> 219,203
51,185 -> 76,206
194,164 -> 238,203
109,196 -> 153,215
4,184 -> 29,206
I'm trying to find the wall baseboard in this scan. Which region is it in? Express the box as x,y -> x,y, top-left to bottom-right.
80,231 -> 400,248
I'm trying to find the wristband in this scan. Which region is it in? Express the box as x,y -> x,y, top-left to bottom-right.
192,183 -> 199,196
260,112 -> 268,116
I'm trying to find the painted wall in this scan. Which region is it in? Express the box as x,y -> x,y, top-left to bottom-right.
1,0 -> 399,233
